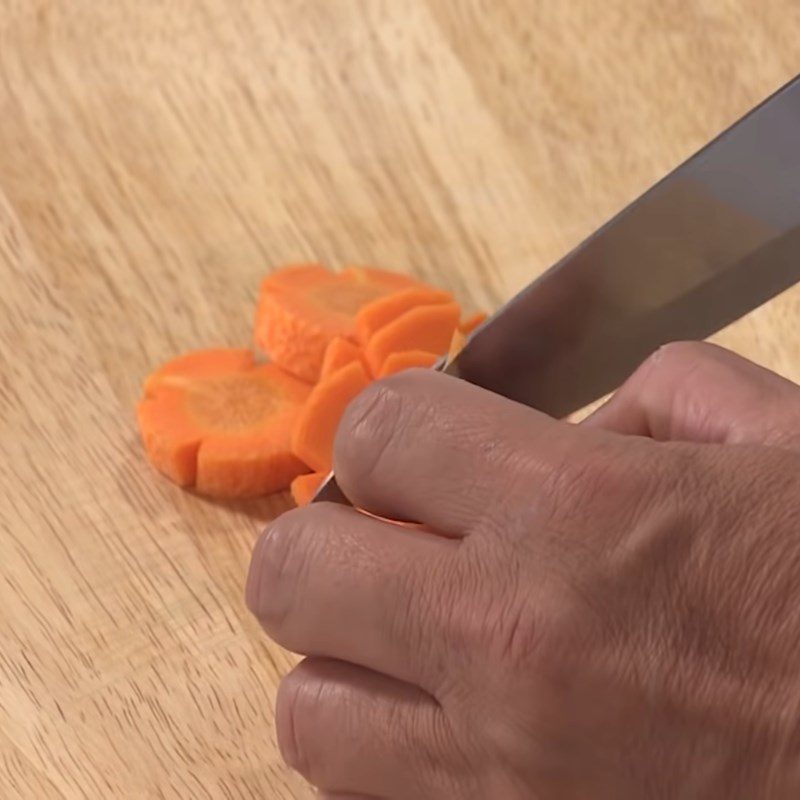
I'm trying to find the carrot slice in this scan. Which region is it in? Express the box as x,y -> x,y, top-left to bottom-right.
254,264 -> 419,383
292,360 -> 371,473
378,349 -> 439,378
364,302 -> 461,376
341,265 -> 421,293
195,431 -> 309,499
459,311 -> 488,335
137,389 -> 207,486
320,337 -> 367,380
355,287 -> 453,344
138,350 -> 311,498
290,472 -> 326,506
260,263 -> 331,293
144,348 -> 254,397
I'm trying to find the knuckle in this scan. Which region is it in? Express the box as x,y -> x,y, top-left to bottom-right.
651,340 -> 711,369
541,435 -> 660,524
333,377 -> 403,476
644,340 -> 717,387
540,440 -> 613,514
334,369 -> 433,482
500,580 -> 591,676
392,551 -> 457,667
390,550 -> 483,696
248,506 -> 317,638
339,375 -> 397,438
430,548 -> 503,661
412,713 -> 475,797
492,594 -> 543,667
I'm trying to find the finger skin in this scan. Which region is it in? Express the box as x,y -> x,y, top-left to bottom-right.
246,502 -> 460,693
244,349 -> 800,798
333,368 -> 591,533
585,341 -> 800,446
277,658 -> 463,799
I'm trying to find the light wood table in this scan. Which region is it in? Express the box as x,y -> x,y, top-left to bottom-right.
1,2 -> 798,797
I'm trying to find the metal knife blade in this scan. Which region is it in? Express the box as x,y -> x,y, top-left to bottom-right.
316,74 -> 800,505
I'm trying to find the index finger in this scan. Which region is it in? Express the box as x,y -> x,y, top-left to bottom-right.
333,369 -> 596,535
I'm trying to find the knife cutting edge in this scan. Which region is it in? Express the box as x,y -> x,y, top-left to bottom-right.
315,73 -> 800,505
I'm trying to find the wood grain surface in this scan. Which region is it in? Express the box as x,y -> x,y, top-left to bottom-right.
1,2 -> 798,797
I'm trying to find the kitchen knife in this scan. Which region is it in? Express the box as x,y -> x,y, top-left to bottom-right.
316,73 -> 800,504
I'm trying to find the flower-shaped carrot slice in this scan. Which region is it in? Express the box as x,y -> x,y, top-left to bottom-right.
254,264 -> 419,383
138,349 -> 310,498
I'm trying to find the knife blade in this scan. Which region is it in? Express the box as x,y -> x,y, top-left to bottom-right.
315,73 -> 800,504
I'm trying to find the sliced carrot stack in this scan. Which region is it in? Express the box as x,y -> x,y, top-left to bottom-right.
292,360 -> 371,473
254,264 -> 419,383
320,337 -> 368,380
137,263 -> 492,505
291,472 -> 327,506
459,311 -> 488,335
378,349 -> 439,378
355,287 -> 453,344
364,302 -> 461,376
138,349 -> 311,498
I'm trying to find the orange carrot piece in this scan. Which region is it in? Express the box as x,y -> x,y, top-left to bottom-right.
459,311 -> 488,335
292,360 -> 371,473
378,349 -> 439,378
364,302 -> 461,377
290,472 -> 326,506
138,350 -> 311,498
260,263 -> 332,292
320,337 -> 367,381
144,348 -> 254,397
137,390 -> 206,486
254,264 -> 419,383
355,287 -> 453,344
197,434 -> 308,498
341,265 -> 421,293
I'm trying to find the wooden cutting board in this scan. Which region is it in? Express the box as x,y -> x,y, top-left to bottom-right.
1,2 -> 798,797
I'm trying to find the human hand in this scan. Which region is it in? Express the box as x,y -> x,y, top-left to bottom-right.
247,342 -> 800,798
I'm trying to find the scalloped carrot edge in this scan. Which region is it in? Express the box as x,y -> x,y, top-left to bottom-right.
138,349 -> 311,498
355,286 -> 453,344
254,264 -> 419,383
320,336 -> 369,380
291,360 -> 372,473
364,301 -> 461,376
378,349 -> 439,378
